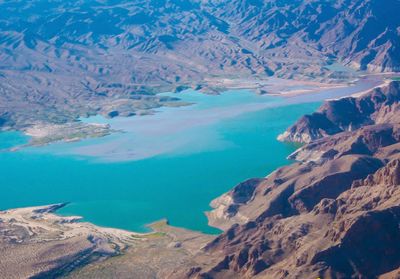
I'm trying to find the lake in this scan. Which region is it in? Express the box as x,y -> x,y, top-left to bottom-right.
0,82 -> 374,233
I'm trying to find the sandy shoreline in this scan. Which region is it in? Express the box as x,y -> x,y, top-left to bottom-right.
0,203 -> 215,279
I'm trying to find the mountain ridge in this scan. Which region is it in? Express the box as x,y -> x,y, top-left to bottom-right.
183,81 -> 400,278
1,0 -> 399,135
278,80 -> 400,143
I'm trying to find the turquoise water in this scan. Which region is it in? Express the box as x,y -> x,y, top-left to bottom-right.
0,131 -> 29,150
40,90 -> 287,162
0,90 -> 320,234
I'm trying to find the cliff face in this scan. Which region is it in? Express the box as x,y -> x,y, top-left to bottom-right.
278,81 -> 400,143
184,82 -> 400,279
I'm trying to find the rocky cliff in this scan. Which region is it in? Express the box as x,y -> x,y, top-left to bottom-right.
278,81 -> 400,143
183,81 -> 400,279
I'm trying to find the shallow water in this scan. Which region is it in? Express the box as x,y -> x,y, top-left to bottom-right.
39,90 -> 284,162
0,89 -> 324,234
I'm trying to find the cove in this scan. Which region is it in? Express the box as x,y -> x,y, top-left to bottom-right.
0,89 -> 326,234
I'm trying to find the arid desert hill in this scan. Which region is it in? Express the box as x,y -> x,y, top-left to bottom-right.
184,81 -> 400,278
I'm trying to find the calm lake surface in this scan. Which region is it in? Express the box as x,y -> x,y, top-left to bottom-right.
0,85 -> 363,233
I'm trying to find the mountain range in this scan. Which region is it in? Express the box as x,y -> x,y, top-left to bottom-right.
1,0 -> 399,131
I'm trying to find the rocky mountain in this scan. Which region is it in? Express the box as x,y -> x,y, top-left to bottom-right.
0,0 -> 399,132
278,81 -> 400,143
183,81 -> 400,278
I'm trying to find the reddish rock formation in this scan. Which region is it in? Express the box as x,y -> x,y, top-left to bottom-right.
184,82 -> 400,279
278,81 -> 400,143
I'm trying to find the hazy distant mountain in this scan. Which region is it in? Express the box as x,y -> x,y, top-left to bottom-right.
0,0 -> 399,129
2,0 -> 398,71
208,0 -> 400,72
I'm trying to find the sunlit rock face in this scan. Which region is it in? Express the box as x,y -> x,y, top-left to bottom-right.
279,81 -> 400,143
184,82 -> 400,279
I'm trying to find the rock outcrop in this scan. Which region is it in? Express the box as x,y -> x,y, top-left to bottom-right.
278,81 -> 400,143
184,82 -> 400,279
